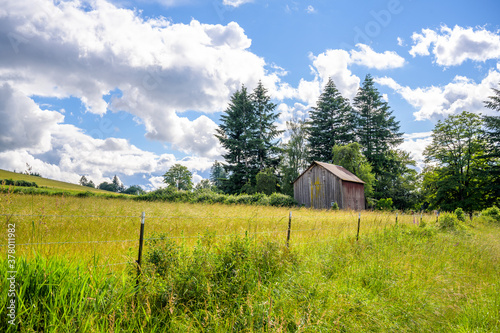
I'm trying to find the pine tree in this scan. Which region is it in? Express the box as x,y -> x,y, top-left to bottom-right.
210,160 -> 228,191
353,74 -> 403,176
250,81 -> 283,171
307,77 -> 355,163
215,85 -> 256,194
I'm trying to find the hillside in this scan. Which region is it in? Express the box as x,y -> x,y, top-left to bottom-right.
0,169 -> 115,195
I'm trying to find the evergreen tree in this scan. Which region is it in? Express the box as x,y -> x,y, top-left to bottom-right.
210,160 -> 228,191
353,74 -> 403,176
250,80 -> 283,171
215,86 -> 256,194
307,77 -> 355,162
483,83 -> 500,206
215,83 -> 282,194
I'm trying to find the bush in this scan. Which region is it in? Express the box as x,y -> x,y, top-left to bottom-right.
481,206 -> 500,222
376,198 -> 393,211
454,207 -> 466,222
268,193 -> 297,207
0,178 -> 38,188
331,202 -> 339,210
438,212 -> 466,231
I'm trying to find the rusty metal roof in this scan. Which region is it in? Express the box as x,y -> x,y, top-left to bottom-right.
294,161 -> 365,184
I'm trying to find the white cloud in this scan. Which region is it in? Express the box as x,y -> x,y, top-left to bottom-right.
306,5 -> 316,14
409,25 -> 500,66
397,37 -> 404,46
0,0 -> 280,159
376,67 -> 500,120
399,132 -> 433,170
350,44 -> 405,70
222,0 -> 252,7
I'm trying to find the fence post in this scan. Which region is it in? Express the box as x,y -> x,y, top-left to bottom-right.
395,212 -> 398,225
286,211 -> 292,248
420,212 -> 423,225
356,213 -> 361,241
136,212 -> 145,287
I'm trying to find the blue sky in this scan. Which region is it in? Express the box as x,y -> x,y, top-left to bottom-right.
1,0 -> 499,190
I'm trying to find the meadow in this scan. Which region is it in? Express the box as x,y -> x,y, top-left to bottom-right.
1,190 -> 499,332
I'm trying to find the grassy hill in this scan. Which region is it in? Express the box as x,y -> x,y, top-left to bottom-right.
0,169 -> 117,195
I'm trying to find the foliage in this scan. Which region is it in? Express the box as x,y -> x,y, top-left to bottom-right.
454,207 -> 466,222
481,206 -> 500,223
353,74 -> 403,178
121,185 -> 145,195
307,77 -> 355,162
194,179 -> 212,192
255,168 -> 278,195
438,212 -> 467,231
331,201 -> 339,210
163,164 -> 193,191
423,111 -> 490,213
1,178 -> 38,188
215,83 -> 282,194
79,175 -> 95,188
332,142 -> 375,199
376,198 -> 393,211
279,119 -> 309,196
482,83 -> 500,206
98,181 -> 119,192
209,160 -> 227,191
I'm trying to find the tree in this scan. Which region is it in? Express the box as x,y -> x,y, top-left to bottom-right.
331,142 -> 375,200
307,77 -> 355,162
163,164 -> 193,191
98,181 -> 117,192
353,74 -> 403,177
279,119 -> 309,196
255,168 -> 278,195
79,175 -> 95,188
423,111 -> 489,213
215,85 -> 256,194
483,83 -> 500,206
250,80 -> 283,171
112,175 -> 125,193
210,160 -> 228,192
215,83 -> 282,194
122,185 -> 145,195
194,179 -> 212,192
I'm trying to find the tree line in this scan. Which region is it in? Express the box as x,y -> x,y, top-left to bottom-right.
208,75 -> 499,212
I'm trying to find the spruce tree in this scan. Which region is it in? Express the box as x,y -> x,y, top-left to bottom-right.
250,81 -> 283,171
307,77 -> 355,162
215,85 -> 255,194
353,74 -> 403,176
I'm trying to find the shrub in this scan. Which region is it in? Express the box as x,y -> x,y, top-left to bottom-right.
331,202 -> 339,210
376,198 -> 393,211
454,207 -> 466,222
268,193 -> 297,207
438,212 -> 466,231
481,206 -> 500,222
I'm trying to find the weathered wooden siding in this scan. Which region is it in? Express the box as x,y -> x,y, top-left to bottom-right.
294,163 -> 365,210
293,164 -> 342,209
342,181 -> 365,210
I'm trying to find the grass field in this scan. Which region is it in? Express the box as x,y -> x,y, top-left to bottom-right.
0,169 -> 118,195
1,191 -> 499,332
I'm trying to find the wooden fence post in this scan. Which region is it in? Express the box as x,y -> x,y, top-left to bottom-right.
136,212 -> 145,287
286,211 -> 292,248
395,212 -> 398,225
356,213 -> 361,241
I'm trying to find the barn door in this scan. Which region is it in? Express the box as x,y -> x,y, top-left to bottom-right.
310,175 -> 326,209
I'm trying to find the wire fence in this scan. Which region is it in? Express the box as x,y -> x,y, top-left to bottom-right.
1,211 -> 434,268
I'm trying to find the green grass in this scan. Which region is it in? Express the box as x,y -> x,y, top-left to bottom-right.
0,169 -> 119,195
1,193 -> 499,332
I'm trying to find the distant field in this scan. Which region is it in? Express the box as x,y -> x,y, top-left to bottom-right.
0,169 -> 118,195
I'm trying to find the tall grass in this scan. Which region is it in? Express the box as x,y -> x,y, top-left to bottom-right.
1,192 -> 499,331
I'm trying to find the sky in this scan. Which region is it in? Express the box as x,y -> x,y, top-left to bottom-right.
1,0 -> 499,190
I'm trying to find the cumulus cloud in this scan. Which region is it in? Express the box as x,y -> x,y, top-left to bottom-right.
0,0 -> 280,159
399,132 -> 433,170
409,25 -> 500,66
299,44 -> 405,104
306,5 -> 316,14
376,67 -> 500,120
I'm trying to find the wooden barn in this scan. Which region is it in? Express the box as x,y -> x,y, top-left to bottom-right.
293,161 -> 365,210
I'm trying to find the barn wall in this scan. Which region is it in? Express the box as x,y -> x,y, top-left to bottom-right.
294,165 -> 343,209
342,181 -> 365,210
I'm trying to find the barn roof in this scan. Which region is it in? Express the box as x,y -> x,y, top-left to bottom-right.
294,161 -> 365,184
